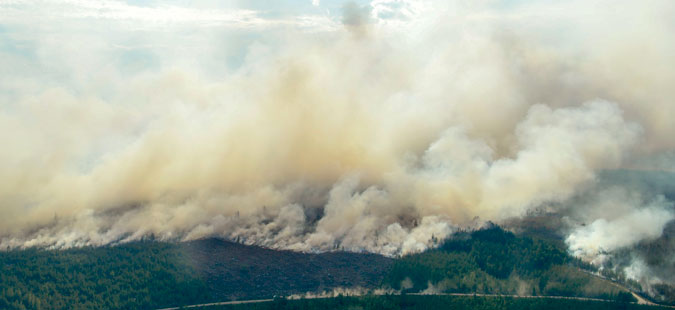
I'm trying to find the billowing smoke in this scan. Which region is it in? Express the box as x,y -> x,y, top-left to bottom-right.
562,173 -> 675,301
566,196 -> 674,264
1,0 -> 674,293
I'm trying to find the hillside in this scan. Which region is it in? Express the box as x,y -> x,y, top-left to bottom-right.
181,239 -> 393,300
385,225 -> 631,300
0,225 -> 662,309
0,240 -> 392,310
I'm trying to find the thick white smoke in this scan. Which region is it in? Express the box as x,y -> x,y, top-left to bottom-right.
566,201 -> 674,264
0,0 -> 673,270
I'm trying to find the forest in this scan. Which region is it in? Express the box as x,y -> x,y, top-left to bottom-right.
194,295 -> 666,310
0,225 -> 651,309
0,239 -> 390,310
0,242 -> 209,309
384,225 -> 634,300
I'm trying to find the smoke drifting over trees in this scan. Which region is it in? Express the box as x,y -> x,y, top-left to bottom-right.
0,0 -> 674,297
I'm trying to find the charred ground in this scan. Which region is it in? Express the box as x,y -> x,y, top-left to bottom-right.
182,239 -> 393,300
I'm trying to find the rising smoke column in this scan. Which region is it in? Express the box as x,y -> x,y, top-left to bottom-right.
0,0 -> 674,289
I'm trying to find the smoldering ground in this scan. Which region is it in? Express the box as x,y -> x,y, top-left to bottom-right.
0,0 -> 674,298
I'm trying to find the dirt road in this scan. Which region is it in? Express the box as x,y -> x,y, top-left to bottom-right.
156,292 -> 674,310
156,298 -> 273,310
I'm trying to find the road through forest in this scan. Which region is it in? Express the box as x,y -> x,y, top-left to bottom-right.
156,291 -> 675,310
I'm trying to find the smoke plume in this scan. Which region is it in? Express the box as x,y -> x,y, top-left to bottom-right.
1,0 -> 674,292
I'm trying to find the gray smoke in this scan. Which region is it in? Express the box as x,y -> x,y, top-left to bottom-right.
0,0 -> 674,295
